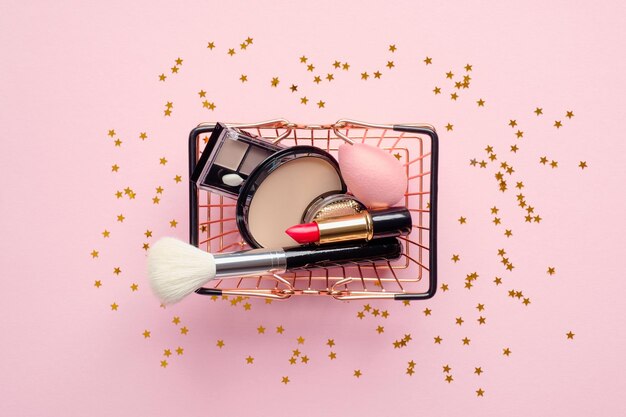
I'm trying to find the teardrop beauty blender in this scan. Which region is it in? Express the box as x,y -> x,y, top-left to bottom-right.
338,143 -> 407,208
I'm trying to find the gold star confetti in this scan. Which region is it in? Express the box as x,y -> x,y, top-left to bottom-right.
494,277 -> 502,285
476,388 -> 485,397
139,132 -> 147,140
90,249 -> 99,258
114,139 -> 122,146
306,63 -> 315,72
130,283 -> 138,291
163,349 -> 172,357
240,42 -> 247,50
158,73 -> 166,81
504,229 -> 513,237
176,347 -> 184,355
296,336 -> 305,344
110,302 -> 118,311
172,316 -> 181,325
566,331 -> 575,339
216,340 -> 225,348
361,72 -> 369,80
445,375 -> 453,383
477,316 -> 486,325
388,44 -> 397,52
94,280 -> 102,288
317,100 -> 325,108
503,348 -> 511,356
579,161 -> 587,169
477,98 -> 485,107
433,86 -> 441,94
245,37 -> 253,45
446,71 -> 454,79
111,164 -> 119,172
554,120 -> 562,128
550,160 -> 558,168
440,283 -> 449,292
423,308 -> 432,316
198,90 -> 206,98
508,120 -> 517,128
353,370 -> 362,378
566,110 -> 574,119
117,214 -> 125,222
458,216 -> 467,224
142,330 -> 151,338
434,336 -> 442,344
159,157 -> 168,165
534,107 -> 543,116
547,267 -> 556,275
257,325 -> 266,334
180,327 -> 189,335
270,77 -> 280,87
451,254 -> 460,263
455,317 -> 464,326
113,267 -> 121,275
170,66 -> 179,74
424,56 -> 432,65
299,55 -> 308,63
245,356 -> 254,364
300,96 -> 309,105
450,92 -> 458,100
301,355 -> 309,364
281,376 -> 290,384
510,144 -> 519,153
515,130 -> 524,138
342,62 -> 350,70
462,337 -> 471,345
327,339 -> 335,347
326,73 -> 334,81
169,219 -> 178,228
289,84 -> 298,92
276,326 -> 284,334
540,156 -> 548,165
152,196 -> 160,204
207,41 -> 215,49
386,61 -> 394,69
373,70 -> 382,79
465,64 -> 473,71
376,325 -> 385,334
160,360 -> 168,368
227,48 -> 235,56
174,175 -> 182,183
108,129 -> 116,137
445,123 -> 453,131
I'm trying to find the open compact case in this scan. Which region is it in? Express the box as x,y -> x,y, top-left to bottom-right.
188,119 -> 439,301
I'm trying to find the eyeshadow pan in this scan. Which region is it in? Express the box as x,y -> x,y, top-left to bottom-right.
214,139 -> 249,170
239,147 -> 273,175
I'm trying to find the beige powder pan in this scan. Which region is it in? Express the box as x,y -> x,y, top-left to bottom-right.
236,146 -> 347,248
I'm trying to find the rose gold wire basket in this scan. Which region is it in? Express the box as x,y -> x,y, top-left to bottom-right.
188,119 -> 438,301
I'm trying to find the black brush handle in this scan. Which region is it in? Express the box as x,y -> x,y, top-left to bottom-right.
284,238 -> 402,270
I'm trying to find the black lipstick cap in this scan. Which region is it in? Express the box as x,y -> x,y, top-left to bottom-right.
371,206 -> 412,238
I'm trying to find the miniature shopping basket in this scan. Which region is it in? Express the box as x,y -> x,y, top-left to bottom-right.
188,119 -> 438,301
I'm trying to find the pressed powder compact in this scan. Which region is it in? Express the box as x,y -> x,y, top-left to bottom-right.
191,123 -> 283,198
236,146 -> 347,248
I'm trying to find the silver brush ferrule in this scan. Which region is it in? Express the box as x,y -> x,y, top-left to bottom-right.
212,249 -> 287,278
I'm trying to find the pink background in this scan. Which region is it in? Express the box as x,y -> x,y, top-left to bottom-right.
1,1 -> 625,416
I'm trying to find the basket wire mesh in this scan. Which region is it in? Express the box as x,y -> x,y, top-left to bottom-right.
188,119 -> 438,301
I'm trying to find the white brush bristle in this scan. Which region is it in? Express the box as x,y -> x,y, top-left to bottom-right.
147,237 -> 216,304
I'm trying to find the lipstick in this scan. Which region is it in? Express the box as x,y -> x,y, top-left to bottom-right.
285,206 -> 412,245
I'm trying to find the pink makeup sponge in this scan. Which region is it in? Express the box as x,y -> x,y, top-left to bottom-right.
338,143 -> 407,208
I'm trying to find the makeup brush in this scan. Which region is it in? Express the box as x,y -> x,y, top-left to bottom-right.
147,237 -> 402,304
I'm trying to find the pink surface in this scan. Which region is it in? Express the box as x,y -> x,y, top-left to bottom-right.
1,1 -> 625,416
